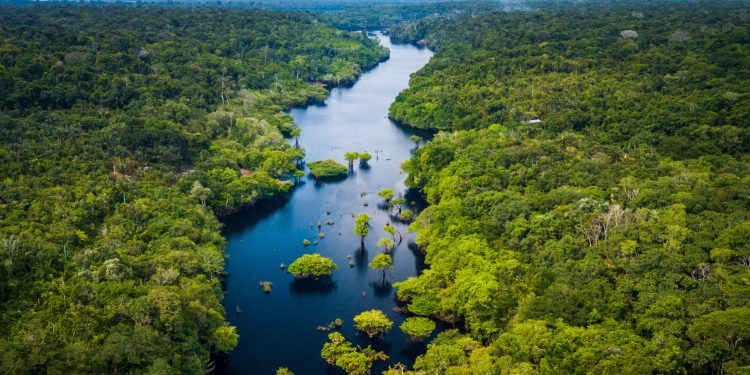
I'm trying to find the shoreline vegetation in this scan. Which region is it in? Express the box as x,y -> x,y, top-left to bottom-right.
385,2 -> 750,374
2,1 -> 749,374
0,6 -> 388,373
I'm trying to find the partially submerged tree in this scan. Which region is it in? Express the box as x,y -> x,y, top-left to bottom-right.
383,224 -> 396,240
320,332 -> 387,374
409,134 -> 422,148
353,214 -> 371,246
290,127 -> 301,147
369,253 -> 393,280
377,188 -> 394,207
353,310 -> 393,338
344,152 -> 359,169
336,351 -> 371,375
391,197 -> 406,214
358,152 -> 372,166
287,254 -> 338,278
400,317 -> 436,342
377,237 -> 395,254
308,160 -> 348,179
398,209 -> 414,222
321,332 -> 355,365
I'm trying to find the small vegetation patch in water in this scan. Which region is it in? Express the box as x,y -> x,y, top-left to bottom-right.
308,160 -> 348,179
288,253 -> 339,278
259,281 -> 273,293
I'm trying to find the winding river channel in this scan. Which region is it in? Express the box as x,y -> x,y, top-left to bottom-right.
217,33 -> 434,374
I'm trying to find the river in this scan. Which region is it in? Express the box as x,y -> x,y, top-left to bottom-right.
217,33 -> 434,374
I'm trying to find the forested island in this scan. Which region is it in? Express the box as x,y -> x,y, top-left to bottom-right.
1,0 -> 749,374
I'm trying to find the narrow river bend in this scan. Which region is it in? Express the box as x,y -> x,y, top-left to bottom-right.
218,34 -> 434,374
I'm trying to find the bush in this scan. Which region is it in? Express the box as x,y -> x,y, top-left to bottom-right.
308,160 -> 348,179
353,310 -> 393,338
400,317 -> 436,341
398,209 -> 415,222
287,254 -> 338,278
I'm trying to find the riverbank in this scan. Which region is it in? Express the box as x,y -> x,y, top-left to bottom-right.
216,33 -> 434,374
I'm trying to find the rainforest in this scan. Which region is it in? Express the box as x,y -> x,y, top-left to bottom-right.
1,1 -> 749,374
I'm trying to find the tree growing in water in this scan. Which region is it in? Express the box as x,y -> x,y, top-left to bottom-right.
410,134 -> 422,148
377,237 -> 395,254
353,310 -> 393,338
358,152 -> 372,166
377,188 -> 394,207
290,127 -> 301,147
190,180 -> 212,207
398,209 -> 414,222
353,214 -> 371,246
320,332 -> 387,374
391,197 -> 406,214
399,317 -> 436,342
369,253 -> 393,282
383,224 -> 396,240
287,254 -> 338,278
344,152 -> 359,169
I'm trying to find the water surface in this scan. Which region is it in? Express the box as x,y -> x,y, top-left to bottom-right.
218,33 -> 433,374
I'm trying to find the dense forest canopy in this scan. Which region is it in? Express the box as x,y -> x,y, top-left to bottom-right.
0,6 -> 387,373
2,0 -> 750,374
386,1 -> 750,374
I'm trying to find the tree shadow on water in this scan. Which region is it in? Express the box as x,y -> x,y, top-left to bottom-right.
352,335 -> 392,354
369,280 -> 393,298
289,277 -> 337,295
407,241 -> 427,273
354,245 -> 369,272
401,341 -> 428,360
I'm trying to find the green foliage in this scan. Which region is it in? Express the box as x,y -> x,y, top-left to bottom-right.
377,237 -> 395,253
687,308 -> 750,370
377,188 -> 395,204
0,5 -> 388,373
392,2 -> 750,374
369,253 -> 393,276
321,332 -> 355,365
353,213 -> 371,243
383,224 -> 396,239
336,351 -> 372,375
308,159 -> 348,179
358,152 -> 372,164
353,309 -> 393,338
398,209 -> 414,222
320,332 -> 387,375
287,254 -> 338,278
320,1 -> 507,33
212,325 -> 240,352
409,134 -> 422,147
391,197 -> 406,209
275,367 -> 295,375
344,152 -> 360,161
190,180 -> 213,207
399,317 -> 436,342
344,151 -> 359,168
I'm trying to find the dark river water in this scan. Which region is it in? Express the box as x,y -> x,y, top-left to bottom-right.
217,33 -> 434,374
